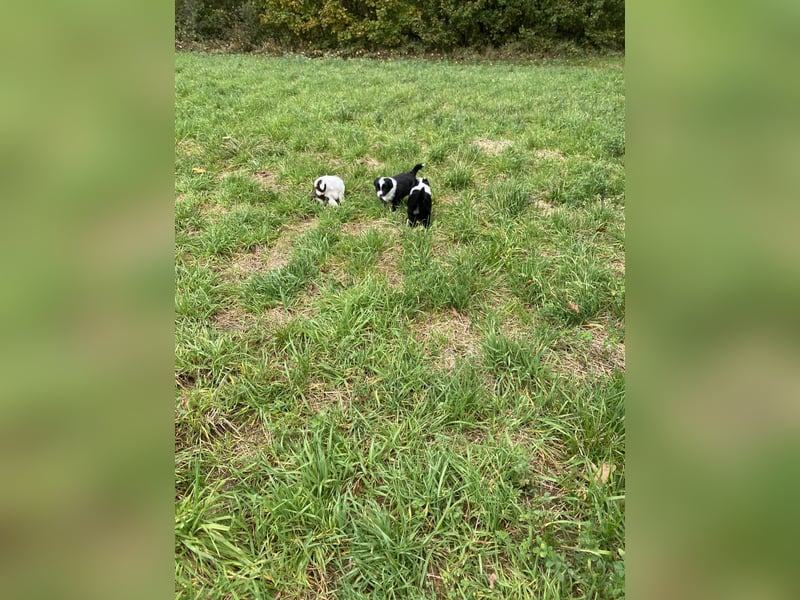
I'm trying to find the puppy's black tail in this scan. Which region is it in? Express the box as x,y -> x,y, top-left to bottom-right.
411,163 -> 424,176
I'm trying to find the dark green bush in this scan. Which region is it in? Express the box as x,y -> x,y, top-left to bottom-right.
176,0 -> 624,53
176,0 -> 270,49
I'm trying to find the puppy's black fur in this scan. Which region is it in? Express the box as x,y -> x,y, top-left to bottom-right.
373,163 -> 424,211
407,178 -> 432,228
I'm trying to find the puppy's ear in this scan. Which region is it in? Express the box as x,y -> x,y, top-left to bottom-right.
373,178 -> 380,189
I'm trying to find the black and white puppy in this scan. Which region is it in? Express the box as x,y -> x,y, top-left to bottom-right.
373,163 -> 424,212
407,177 -> 432,228
312,175 -> 345,206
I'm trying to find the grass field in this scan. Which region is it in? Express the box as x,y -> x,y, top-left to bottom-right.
175,52 -> 625,599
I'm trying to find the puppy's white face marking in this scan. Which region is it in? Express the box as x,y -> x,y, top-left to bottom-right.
376,177 -> 396,202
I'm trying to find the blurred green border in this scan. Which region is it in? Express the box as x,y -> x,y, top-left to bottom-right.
0,3 -> 175,599
4,0 -> 799,596
628,2 -> 800,599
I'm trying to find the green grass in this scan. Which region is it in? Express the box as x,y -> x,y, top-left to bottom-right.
175,52 -> 625,599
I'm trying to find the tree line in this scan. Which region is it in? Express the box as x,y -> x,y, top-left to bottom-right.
176,0 -> 624,54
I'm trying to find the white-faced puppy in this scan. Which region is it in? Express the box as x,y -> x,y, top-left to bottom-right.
373,163 -> 424,212
312,175 -> 345,206
407,177 -> 432,228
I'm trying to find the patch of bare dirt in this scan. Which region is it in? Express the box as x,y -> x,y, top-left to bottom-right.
211,305 -> 256,331
287,217 -> 318,236
490,428 -> 571,507
460,428 -> 490,445
474,138 -> 512,155
231,420 -> 273,461
359,156 -> 383,169
225,249 -> 270,280
340,220 -> 395,237
533,196 -> 556,216
263,305 -> 295,329
177,139 -> 203,157
533,148 -> 566,161
305,380 -> 352,413
252,168 -> 280,190
319,256 -> 351,287
547,323 -> 625,380
415,309 -> 482,372
498,315 -> 529,343
201,202 -> 229,217
261,236 -> 296,272
375,249 -> 403,288
212,303 -> 299,335
436,192 -> 458,206
216,169 -> 241,181
223,219 -> 317,280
